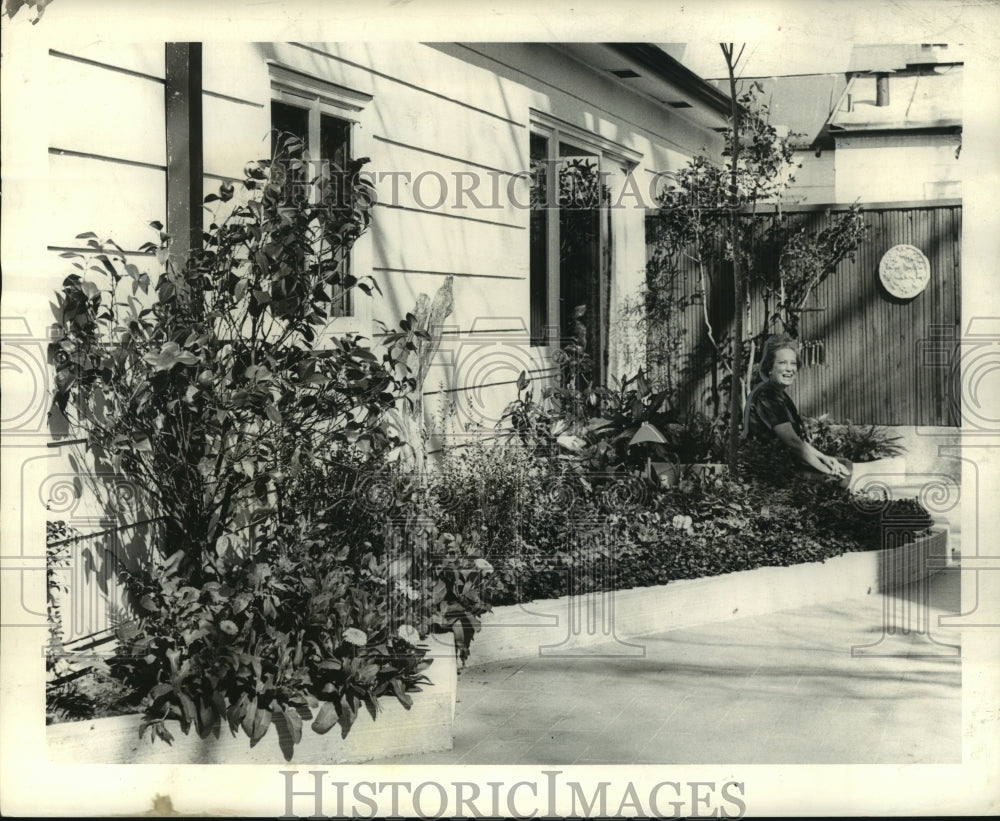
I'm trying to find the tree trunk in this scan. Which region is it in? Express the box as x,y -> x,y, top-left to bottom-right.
722,43 -> 744,473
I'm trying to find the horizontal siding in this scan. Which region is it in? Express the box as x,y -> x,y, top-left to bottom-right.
48,50 -> 166,167
369,204 -> 527,281
202,94 -> 269,181
41,41 -> 167,425
239,42 -> 527,173
366,139 -> 525,225
194,40 -> 724,382
202,42 -> 286,104
200,42 -> 532,336
48,43 -> 165,80
48,153 -> 165,251
364,80 -> 526,177
370,269 -> 529,335
296,42 -> 526,126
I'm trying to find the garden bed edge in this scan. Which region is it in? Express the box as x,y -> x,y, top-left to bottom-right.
469,529 -> 947,665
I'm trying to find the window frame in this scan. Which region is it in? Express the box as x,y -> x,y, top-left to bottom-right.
268,62 -> 375,338
528,110 -> 641,386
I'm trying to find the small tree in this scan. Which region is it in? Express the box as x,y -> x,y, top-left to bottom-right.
647,51 -> 868,464
744,203 -> 869,341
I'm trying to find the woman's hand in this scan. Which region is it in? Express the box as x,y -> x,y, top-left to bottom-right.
818,453 -> 850,477
773,422 -> 851,478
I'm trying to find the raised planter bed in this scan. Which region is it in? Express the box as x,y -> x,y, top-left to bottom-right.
844,455 -> 907,490
47,635 -> 457,765
470,530 -> 947,664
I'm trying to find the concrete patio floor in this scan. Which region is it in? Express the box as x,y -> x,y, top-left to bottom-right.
370,569 -> 962,765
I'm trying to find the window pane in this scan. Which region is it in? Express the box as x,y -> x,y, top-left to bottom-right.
557,147 -> 604,384
321,113 -> 353,318
321,115 -> 350,173
271,100 -> 309,152
271,101 -> 309,205
529,133 -> 549,346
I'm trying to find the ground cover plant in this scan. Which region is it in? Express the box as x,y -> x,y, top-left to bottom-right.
458,464 -> 934,607
445,371 -> 932,607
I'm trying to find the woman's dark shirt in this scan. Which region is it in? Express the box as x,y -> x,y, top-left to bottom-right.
743,380 -> 806,441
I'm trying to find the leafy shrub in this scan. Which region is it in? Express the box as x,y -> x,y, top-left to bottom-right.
430,436 -> 539,564
49,138 -> 483,753
108,522 -> 437,747
660,411 -> 727,465
428,435 -> 570,605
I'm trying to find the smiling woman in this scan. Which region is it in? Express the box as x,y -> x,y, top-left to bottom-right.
743,334 -> 852,481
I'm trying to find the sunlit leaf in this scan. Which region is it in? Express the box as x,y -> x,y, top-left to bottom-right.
311,701 -> 338,735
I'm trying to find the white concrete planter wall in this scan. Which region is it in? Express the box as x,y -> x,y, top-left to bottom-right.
469,531 -> 947,665
846,455 -> 908,490
47,635 -> 457,765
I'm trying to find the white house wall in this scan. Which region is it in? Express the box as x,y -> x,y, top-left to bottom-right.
833,133 -> 962,203
46,48 -> 167,251
430,42 -> 724,415
2,41 -> 168,644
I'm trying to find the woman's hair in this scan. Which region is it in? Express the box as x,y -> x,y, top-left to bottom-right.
758,334 -> 799,379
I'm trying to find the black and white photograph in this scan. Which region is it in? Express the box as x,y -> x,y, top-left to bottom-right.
1,0 -> 998,817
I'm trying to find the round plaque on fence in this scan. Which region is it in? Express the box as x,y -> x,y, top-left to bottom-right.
879,244 -> 931,299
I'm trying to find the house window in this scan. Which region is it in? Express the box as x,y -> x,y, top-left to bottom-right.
269,64 -> 373,331
270,101 -> 353,316
529,114 -> 636,387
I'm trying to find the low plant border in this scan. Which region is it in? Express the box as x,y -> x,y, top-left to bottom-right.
467,530 -> 948,665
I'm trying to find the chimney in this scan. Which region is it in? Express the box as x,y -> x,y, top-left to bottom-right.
876,73 -> 890,106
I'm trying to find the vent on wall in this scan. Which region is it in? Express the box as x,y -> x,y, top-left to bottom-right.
665,100 -> 693,109
609,68 -> 641,79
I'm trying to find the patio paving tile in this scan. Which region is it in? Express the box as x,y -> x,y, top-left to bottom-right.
751,734 -> 830,765
648,730 -> 765,764
525,731 -> 607,764
460,738 -> 546,764
365,573 -> 961,766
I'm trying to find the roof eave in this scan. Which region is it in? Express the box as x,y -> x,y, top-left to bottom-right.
828,120 -> 962,133
606,43 -> 734,118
